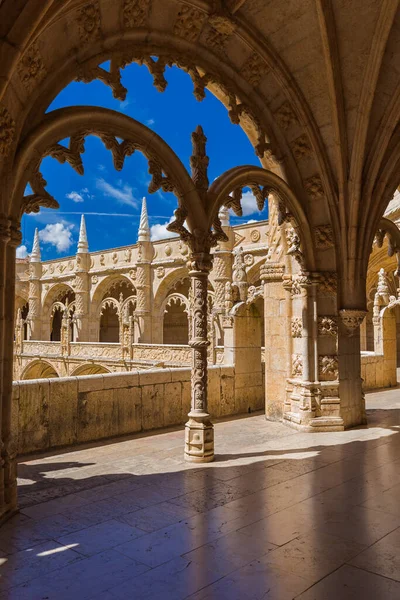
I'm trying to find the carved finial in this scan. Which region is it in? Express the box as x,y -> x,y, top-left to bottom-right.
138,196 -> 150,242
30,228 -> 41,262
190,125 -> 209,193
77,214 -> 89,253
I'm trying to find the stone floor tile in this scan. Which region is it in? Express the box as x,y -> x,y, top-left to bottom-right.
0,549 -> 149,600
0,540 -> 82,589
297,564 -> 400,599
117,500 -> 198,532
360,482 -> 400,516
350,526 -> 400,581
56,519 -> 145,557
20,493 -> 89,520
265,531 -> 366,582
110,556 -> 219,600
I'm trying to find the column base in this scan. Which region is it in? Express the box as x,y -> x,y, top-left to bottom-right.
283,412 -> 344,432
184,413 -> 214,463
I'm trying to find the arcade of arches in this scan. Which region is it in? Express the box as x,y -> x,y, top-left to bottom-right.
1,3 -> 400,591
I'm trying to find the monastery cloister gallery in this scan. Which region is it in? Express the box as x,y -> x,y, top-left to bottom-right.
1,1 -> 400,598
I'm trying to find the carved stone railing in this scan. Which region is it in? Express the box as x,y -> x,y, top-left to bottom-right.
133,344 -> 191,364
68,342 -> 122,359
16,340 -> 61,357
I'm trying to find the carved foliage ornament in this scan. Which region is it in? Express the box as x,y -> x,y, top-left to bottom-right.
292,354 -> 303,378
291,317 -> 302,338
240,52 -> 269,87
78,2 -> 101,44
319,355 -> 339,381
304,175 -> 325,201
314,226 -> 334,249
0,106 -> 15,157
174,5 -> 206,42
123,0 -> 151,28
17,42 -> 46,92
318,316 -> 338,337
274,102 -> 298,131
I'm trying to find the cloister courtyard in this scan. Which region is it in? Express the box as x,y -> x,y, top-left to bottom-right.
1,0 -> 400,598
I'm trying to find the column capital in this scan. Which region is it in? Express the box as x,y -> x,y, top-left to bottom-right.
339,309 -> 367,336
187,252 -> 213,275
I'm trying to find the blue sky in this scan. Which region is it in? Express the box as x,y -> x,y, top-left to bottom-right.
18,62 -> 267,260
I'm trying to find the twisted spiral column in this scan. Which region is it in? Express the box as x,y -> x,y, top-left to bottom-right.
185,252 -> 214,463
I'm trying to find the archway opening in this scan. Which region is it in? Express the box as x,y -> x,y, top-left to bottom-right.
22,361 -> 59,380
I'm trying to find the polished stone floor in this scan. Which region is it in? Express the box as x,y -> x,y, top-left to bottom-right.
1,388 -> 400,599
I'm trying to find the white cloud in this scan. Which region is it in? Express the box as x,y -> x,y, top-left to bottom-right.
239,191 -> 260,217
39,223 -> 74,253
146,118 -> 155,126
16,245 -> 28,258
66,191 -> 84,203
245,219 -> 258,224
97,164 -> 106,172
120,99 -> 130,112
150,217 -> 179,241
96,178 -> 137,208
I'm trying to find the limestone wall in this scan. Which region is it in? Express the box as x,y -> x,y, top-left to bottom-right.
12,365 -> 264,455
361,352 -> 397,390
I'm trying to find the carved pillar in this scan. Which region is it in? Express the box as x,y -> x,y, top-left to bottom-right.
135,243 -> 152,343
74,257 -> 90,342
338,308 -> 367,427
28,259 -> 42,341
60,306 -> 71,357
2,221 -> 21,516
260,262 -> 289,420
185,252 -> 214,463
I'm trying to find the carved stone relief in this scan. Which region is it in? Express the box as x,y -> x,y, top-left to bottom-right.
292,354 -> 303,377
17,42 -> 46,92
0,106 -> 15,157
318,316 -> 338,337
123,0 -> 151,28
315,226 -> 334,249
240,52 -> 269,86
274,102 -> 298,131
304,175 -> 325,201
291,134 -> 312,161
291,317 -> 302,338
78,1 -> 101,44
319,355 -> 339,381
174,5 -> 206,41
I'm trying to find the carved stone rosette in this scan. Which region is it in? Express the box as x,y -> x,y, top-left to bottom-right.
339,309 -> 367,336
185,252 -> 214,463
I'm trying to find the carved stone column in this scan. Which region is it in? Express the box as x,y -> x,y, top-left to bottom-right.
338,308 -> 367,427
28,229 -> 42,340
185,252 -> 214,463
74,255 -> 90,342
260,262 -> 288,420
135,243 -> 152,343
2,221 -> 21,515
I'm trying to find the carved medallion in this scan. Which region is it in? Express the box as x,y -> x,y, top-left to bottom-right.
250,229 -> 260,242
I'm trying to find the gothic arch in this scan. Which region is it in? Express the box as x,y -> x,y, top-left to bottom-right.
153,267 -> 189,315
91,273 -> 136,314
21,359 -> 59,380
71,364 -> 111,376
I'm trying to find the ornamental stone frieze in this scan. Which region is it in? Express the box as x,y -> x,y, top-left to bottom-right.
291,317 -> 302,338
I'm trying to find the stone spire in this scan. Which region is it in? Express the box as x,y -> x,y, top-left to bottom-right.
77,214 -> 89,253
138,196 -> 150,242
30,228 -> 41,262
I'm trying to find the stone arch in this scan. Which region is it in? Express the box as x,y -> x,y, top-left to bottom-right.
162,293 -> 190,345
42,283 -> 75,340
21,360 -> 59,380
71,364 -> 111,376
91,274 -> 136,313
